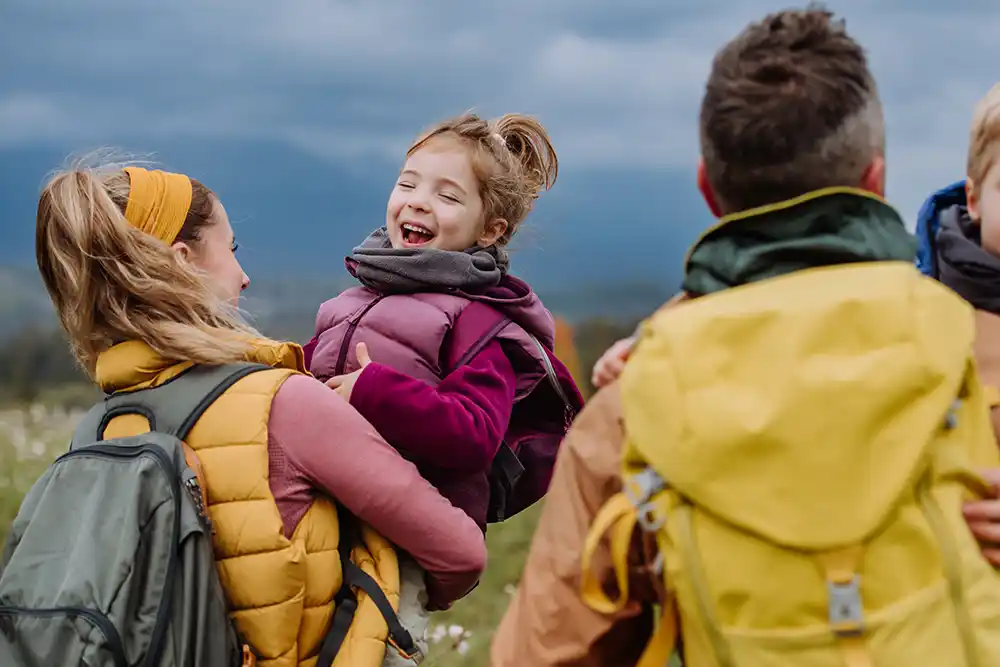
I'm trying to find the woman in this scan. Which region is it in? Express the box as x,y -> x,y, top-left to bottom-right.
33,161 -> 486,666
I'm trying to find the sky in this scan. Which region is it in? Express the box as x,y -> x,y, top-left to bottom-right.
1,0 -> 998,291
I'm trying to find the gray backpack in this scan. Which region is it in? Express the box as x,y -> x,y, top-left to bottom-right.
0,363 -> 266,667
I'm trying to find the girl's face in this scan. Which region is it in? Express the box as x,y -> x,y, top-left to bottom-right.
386,139 -> 504,252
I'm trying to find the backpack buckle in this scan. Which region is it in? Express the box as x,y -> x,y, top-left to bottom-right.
624,468 -> 667,532
827,575 -> 864,636
388,636 -> 424,664
624,468 -> 666,507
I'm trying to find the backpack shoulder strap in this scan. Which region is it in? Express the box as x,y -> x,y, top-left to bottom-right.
441,301 -> 511,375
71,362 -> 272,447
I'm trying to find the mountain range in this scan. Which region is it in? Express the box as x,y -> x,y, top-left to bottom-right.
0,138 -> 706,281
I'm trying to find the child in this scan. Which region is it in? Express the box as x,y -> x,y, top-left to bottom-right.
304,111 -> 585,665
914,82 -> 1000,561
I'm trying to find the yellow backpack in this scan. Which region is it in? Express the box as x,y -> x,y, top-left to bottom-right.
582,262 -> 1000,667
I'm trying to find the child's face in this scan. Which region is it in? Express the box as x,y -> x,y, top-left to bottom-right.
970,157 -> 1000,257
386,141 -> 489,252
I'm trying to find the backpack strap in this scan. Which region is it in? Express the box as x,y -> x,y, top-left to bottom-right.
316,506 -> 420,667
71,362 -> 271,447
441,301 -> 511,376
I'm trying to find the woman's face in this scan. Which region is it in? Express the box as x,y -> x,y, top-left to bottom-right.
174,198 -> 249,304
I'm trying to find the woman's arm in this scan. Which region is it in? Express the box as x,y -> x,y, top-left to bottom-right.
348,339 -> 517,474
269,373 -> 487,609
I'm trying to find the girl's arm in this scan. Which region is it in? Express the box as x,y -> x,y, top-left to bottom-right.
348,339 -> 517,474
269,374 -> 487,609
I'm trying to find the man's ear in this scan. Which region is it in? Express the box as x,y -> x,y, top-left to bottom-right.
697,158 -> 723,218
479,217 -> 509,247
858,155 -> 886,197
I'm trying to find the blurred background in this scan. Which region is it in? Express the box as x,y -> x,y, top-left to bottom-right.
1,1 -> 997,663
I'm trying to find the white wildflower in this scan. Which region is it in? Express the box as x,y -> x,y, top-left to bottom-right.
457,640 -> 470,656
430,625 -> 447,643
447,624 -> 465,640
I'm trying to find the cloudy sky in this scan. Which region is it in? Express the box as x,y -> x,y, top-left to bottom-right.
1,0 -> 997,290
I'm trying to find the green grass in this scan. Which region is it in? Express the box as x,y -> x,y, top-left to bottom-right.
0,403 -> 83,542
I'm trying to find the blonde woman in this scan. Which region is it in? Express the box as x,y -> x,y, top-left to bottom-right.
29,161 -> 486,666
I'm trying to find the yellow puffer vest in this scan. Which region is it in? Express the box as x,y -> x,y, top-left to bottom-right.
94,339 -> 401,667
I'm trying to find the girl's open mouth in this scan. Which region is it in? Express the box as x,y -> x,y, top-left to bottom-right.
402,223 -> 435,246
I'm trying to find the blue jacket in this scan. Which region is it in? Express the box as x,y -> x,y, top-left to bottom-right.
915,180 -> 967,278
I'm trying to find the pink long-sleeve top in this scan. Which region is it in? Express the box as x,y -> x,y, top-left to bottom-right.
266,373 -> 487,610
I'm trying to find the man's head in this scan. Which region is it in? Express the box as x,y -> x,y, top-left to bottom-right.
966,83 -> 1000,256
697,6 -> 885,216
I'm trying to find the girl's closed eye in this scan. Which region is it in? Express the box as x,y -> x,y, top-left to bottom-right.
440,192 -> 461,204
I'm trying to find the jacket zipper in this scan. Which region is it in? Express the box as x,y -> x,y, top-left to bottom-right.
56,443 -> 182,667
0,605 -> 128,667
335,296 -> 384,376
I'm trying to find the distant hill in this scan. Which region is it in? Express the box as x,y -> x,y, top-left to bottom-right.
0,265 -> 675,345
0,267 -> 57,339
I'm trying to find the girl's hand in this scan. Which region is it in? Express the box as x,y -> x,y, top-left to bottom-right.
591,336 -> 636,389
963,467 -> 1000,566
326,342 -> 372,402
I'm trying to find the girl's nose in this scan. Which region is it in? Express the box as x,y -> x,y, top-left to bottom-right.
406,189 -> 432,212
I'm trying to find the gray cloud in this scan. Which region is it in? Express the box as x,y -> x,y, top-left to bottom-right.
2,0 -> 999,223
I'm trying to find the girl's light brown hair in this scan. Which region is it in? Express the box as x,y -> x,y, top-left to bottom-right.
407,112 -> 559,246
36,157 -> 269,378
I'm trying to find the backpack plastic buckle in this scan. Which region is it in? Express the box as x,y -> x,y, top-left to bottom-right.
827,576 -> 864,637
388,637 -> 423,664
624,468 -> 666,508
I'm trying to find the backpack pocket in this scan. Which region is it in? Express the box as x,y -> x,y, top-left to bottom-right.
0,605 -> 127,667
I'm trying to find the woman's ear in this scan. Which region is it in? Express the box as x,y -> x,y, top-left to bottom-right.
171,240 -> 193,261
479,217 -> 509,247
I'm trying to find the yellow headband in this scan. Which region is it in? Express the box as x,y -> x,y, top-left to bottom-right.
123,166 -> 193,244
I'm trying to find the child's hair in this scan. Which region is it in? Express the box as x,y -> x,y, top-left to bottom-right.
407,112 -> 558,246
36,156 -> 267,377
967,83 -> 1000,196
699,5 -> 884,213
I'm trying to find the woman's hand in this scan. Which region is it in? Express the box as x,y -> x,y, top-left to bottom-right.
591,336 -> 636,389
326,342 -> 372,402
963,467 -> 1000,566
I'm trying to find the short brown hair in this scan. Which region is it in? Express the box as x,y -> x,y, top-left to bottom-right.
967,83 -> 1000,192
699,5 -> 884,213
408,112 -> 558,247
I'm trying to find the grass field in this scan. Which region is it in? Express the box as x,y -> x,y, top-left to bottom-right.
0,401 -> 548,666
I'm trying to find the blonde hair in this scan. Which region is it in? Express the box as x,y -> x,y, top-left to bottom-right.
407,112 -> 558,246
968,82 -> 1000,192
36,157 -> 270,378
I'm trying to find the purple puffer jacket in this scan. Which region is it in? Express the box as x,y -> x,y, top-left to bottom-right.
306,273 -> 584,530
